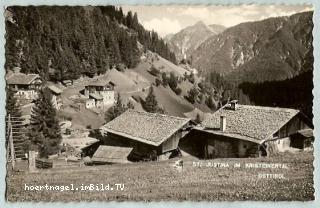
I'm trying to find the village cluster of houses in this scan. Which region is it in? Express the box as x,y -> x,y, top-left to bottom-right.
6,70 -> 116,160
6,70 -> 116,117
6,70 -> 314,164
6,70 -> 66,111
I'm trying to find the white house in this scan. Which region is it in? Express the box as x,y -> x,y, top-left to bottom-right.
81,79 -> 115,109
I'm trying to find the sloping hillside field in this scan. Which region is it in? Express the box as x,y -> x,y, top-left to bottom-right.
7,151 -> 314,201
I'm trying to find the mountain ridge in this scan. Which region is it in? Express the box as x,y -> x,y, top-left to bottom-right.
165,21 -> 226,61
191,11 -> 313,83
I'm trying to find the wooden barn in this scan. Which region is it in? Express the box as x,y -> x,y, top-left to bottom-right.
100,110 -> 194,161
180,101 -> 313,158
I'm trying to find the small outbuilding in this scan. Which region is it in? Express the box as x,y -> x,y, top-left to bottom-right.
92,146 -> 133,164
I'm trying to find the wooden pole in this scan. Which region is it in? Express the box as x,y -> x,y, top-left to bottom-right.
7,114 -> 16,169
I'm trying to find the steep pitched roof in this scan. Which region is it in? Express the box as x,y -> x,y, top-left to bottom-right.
6,73 -> 41,85
100,110 -> 191,146
198,104 -> 300,143
62,137 -> 99,150
47,85 -> 63,94
92,146 -> 133,163
87,79 -> 112,87
89,93 -> 103,100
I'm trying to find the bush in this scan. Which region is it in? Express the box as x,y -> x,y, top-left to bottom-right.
116,63 -> 126,72
66,116 -> 73,121
198,82 -> 204,91
186,86 -> 199,104
168,72 -> 178,89
205,96 -> 217,110
188,73 -> 195,84
172,87 -> 182,95
155,78 -> 162,86
65,128 -> 72,135
83,156 -> 93,166
162,73 -> 168,87
149,65 -> 160,76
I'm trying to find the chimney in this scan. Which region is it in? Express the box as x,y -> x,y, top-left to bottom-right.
220,115 -> 226,132
230,100 -> 238,111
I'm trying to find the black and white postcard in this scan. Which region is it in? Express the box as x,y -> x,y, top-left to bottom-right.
2,3 -> 317,204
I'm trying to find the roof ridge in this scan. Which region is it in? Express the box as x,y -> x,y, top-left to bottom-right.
224,104 -> 299,112
127,109 -> 190,121
102,109 -> 192,146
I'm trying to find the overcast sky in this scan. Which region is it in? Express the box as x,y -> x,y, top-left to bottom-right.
122,5 -> 313,37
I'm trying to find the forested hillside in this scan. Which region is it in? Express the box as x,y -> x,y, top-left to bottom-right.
192,11 -> 313,83
239,70 -> 313,119
5,6 -> 177,81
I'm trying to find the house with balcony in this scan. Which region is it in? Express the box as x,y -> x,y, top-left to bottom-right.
80,79 -> 115,109
6,72 -> 42,101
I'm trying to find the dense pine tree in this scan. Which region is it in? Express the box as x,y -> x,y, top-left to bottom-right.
105,93 -> 127,121
28,88 -> 62,158
195,113 -> 201,124
186,85 -> 199,104
239,70 -> 313,118
143,86 -> 159,113
5,6 -> 177,81
205,95 -> 217,111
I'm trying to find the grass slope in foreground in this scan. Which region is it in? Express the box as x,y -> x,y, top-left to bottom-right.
6,151 -> 314,201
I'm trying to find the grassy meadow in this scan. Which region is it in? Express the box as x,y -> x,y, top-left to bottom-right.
6,151 -> 314,201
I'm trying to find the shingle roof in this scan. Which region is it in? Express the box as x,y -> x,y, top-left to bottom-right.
6,73 -> 41,85
62,137 -> 99,150
47,85 -> 63,94
199,104 -> 300,142
92,145 -> 133,163
87,79 -> 112,87
100,110 -> 191,146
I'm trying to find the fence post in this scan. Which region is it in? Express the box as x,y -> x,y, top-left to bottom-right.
28,151 -> 37,172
